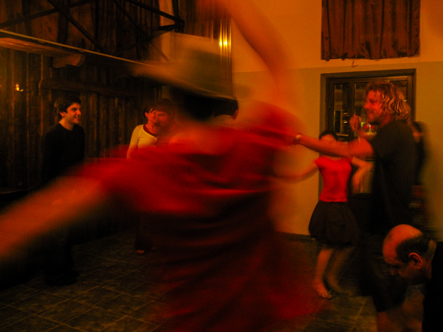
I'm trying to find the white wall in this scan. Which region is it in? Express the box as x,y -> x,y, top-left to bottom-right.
232,1 -> 443,237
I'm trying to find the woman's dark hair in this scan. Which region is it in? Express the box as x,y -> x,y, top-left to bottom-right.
319,129 -> 338,140
171,87 -> 237,121
143,99 -> 175,117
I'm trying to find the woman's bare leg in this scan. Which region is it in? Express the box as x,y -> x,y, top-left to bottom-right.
312,245 -> 334,298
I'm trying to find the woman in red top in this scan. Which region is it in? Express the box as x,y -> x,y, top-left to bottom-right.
291,130 -> 371,299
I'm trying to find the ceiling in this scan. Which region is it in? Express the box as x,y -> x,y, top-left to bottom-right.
0,0 -> 184,64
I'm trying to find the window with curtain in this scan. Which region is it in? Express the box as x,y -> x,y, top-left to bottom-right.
322,0 -> 420,60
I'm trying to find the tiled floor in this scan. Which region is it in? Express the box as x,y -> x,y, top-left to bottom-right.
0,229 -> 382,331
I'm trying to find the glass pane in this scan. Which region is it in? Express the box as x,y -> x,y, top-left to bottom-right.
333,83 -> 350,141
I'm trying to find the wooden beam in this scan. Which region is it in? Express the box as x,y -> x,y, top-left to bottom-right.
46,0 -> 105,53
0,0 -> 98,29
0,38 -> 74,57
112,0 -> 169,61
38,78 -> 138,98
52,54 -> 85,68
126,0 -> 184,24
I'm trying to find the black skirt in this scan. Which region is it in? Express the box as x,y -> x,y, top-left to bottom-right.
309,200 -> 360,246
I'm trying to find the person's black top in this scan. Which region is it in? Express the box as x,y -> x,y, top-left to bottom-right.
42,123 -> 85,184
423,242 -> 443,331
369,120 -> 416,234
414,139 -> 426,185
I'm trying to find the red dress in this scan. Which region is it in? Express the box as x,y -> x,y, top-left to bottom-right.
81,104 -> 320,331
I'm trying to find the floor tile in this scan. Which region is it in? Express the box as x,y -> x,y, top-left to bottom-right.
38,299 -> 96,323
0,229 -> 383,331
63,307 -> 122,331
9,291 -> 66,314
0,305 -> 31,329
3,314 -> 59,332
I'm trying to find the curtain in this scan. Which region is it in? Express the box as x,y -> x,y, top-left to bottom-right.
322,0 -> 420,60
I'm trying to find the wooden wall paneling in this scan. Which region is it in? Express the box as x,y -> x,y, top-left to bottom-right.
38,55 -> 53,191
116,97 -> 126,148
103,95 -> 111,157
41,57 -> 52,130
39,56 -> 53,151
96,94 -> 106,158
12,50 -> 28,189
122,98 -> 129,147
5,49 -> 14,189
121,96 -> 133,147
27,53 -> 42,190
98,93 -> 106,158
0,49 -> 9,189
110,96 -> 120,151
107,96 -> 115,155
85,92 -> 99,161
125,97 -> 133,146
127,86 -> 142,136
99,69 -> 110,157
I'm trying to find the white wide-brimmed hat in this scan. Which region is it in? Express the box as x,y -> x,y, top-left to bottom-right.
132,33 -> 236,101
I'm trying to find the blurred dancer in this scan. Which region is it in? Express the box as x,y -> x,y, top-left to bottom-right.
289,130 -> 371,299
410,121 -> 430,232
0,0 -> 319,331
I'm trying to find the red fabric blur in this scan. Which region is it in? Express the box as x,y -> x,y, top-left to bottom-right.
80,103 -> 321,331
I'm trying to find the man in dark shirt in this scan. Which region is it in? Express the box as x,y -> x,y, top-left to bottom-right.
41,95 -> 84,286
42,96 -> 85,184
383,224 -> 441,332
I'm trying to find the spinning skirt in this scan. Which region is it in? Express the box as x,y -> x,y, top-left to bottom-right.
309,201 -> 360,246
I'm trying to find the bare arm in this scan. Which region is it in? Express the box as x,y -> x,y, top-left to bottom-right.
295,134 -> 374,159
0,177 -> 109,260
350,157 -> 373,193
284,162 -> 318,182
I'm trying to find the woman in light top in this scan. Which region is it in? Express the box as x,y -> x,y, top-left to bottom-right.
127,100 -> 175,254
127,100 -> 175,159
